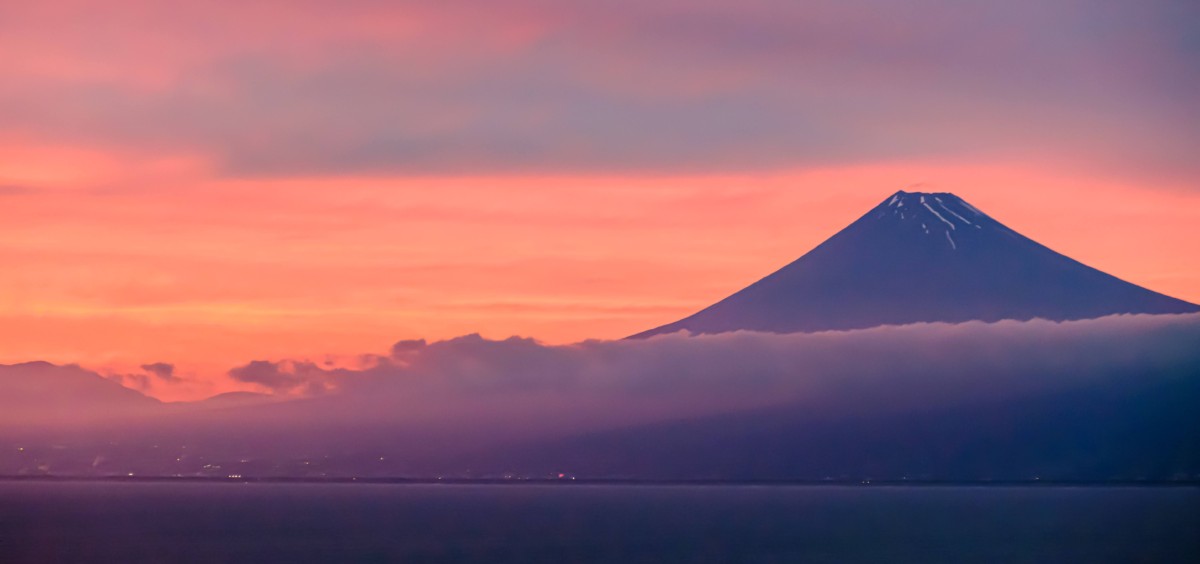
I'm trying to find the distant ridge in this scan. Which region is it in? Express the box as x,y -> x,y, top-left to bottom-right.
0,362 -> 159,423
632,190 -> 1199,338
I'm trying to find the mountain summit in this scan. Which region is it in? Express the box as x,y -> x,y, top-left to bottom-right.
632,190 -> 1199,338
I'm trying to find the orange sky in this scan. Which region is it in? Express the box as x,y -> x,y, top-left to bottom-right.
1,1 -> 1198,400
3,150 -> 1197,400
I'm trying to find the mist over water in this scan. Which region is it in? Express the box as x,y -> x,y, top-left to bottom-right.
1,482 -> 1197,564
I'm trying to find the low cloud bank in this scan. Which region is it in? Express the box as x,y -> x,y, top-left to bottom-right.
222,312 -> 1200,438
3,313 -> 1198,477
4,313 -> 1197,438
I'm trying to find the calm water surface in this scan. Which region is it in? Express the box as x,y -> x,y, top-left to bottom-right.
1,481 -> 1197,563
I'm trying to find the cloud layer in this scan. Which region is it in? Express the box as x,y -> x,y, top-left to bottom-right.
6,312 -> 1197,434
2,0 -> 1196,177
200,312 -> 1200,445
3,313 -> 1197,478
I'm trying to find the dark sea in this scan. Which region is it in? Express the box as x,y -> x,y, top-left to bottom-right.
1,481 -> 1197,563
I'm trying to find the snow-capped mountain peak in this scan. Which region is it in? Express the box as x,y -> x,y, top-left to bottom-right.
875,191 -> 996,250
630,190 -> 1199,338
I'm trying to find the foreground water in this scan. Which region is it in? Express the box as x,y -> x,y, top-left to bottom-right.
1,482 -> 1197,563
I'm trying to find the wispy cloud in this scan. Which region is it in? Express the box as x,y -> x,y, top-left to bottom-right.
0,185 -> 33,196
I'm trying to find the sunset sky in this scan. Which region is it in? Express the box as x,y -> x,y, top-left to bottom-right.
2,0 -> 1198,400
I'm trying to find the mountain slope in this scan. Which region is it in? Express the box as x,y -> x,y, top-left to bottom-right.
633,191 -> 1199,338
0,362 -> 160,427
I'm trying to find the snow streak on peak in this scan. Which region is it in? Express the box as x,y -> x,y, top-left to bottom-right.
921,197 -> 956,230
878,191 -> 990,250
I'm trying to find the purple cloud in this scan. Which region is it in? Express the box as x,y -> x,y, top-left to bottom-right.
198,312 -> 1200,446
228,360 -> 333,396
2,313 -> 1197,477
140,362 -> 179,382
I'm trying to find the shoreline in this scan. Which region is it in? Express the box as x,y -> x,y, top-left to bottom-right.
2,475 -> 1197,488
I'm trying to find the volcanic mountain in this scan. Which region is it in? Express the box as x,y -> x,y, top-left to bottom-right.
632,190 -> 1199,338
